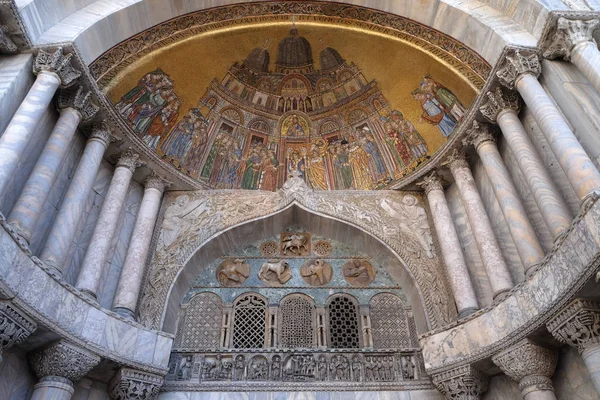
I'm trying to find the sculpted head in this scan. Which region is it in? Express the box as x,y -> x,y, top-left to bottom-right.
402,195 -> 417,206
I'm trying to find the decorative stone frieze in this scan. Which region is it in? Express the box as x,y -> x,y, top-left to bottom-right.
431,365 -> 489,400
479,88 -> 520,123
117,148 -> 145,173
33,47 -> 81,88
544,17 -> 599,60
145,172 -> 171,193
28,340 -> 100,383
547,298 -> 600,351
497,49 -> 541,89
0,301 -> 36,361
0,24 -> 16,52
463,121 -> 497,150
57,85 -> 99,122
109,367 -> 164,400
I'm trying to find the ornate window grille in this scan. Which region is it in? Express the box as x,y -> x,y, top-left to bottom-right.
179,292 -> 222,350
232,293 -> 268,349
327,295 -> 361,349
370,293 -> 410,349
279,294 -> 315,348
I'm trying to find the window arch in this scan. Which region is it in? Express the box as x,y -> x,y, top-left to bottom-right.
278,294 -> 315,348
232,293 -> 268,349
370,293 -> 410,349
178,292 -> 222,350
326,294 -> 361,349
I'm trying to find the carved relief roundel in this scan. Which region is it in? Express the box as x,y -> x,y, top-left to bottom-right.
216,259 -> 250,287
342,259 -> 376,286
259,241 -> 279,257
301,259 -> 333,286
313,240 -> 333,257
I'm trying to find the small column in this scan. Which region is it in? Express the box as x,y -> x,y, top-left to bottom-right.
432,365 -> 489,400
28,340 -> 100,400
481,84 -> 572,240
463,120 -> 545,272
547,298 -> 600,395
493,339 -> 558,399
360,305 -> 373,348
40,125 -> 114,273
75,149 -> 143,300
0,301 -> 37,363
7,86 -> 98,244
0,48 -> 81,199
112,172 -> 169,319
444,150 -> 513,299
109,367 -> 164,400
419,171 -> 479,317
498,48 -> 600,201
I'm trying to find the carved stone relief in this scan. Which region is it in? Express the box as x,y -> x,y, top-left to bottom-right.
300,259 -> 333,286
313,240 -> 333,257
259,240 -> 279,257
281,232 -> 311,256
216,259 -> 250,287
109,367 -> 164,400
258,259 -> 292,286
342,259 -> 376,286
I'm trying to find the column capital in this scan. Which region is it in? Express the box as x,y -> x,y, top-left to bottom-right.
0,25 -> 17,53
463,121 -> 497,150
497,49 -> 541,89
108,367 -> 164,400
418,170 -> 444,195
544,17 -> 599,60
0,301 -> 37,360
89,123 -> 118,147
33,47 -> 81,88
432,365 -> 489,399
442,148 -> 470,172
479,87 -> 520,123
57,85 -> 99,122
547,298 -> 600,352
117,148 -> 145,173
144,171 -> 171,193
28,340 -> 100,383
492,339 -> 557,391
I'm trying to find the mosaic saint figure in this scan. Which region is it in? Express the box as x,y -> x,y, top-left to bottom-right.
116,69 -> 171,123
162,108 -> 202,159
420,75 -> 466,122
397,114 -> 427,161
348,139 -> 373,190
241,146 -> 262,190
181,118 -> 210,174
288,151 -> 305,180
357,127 -> 387,179
306,146 -> 328,190
382,113 -> 412,168
286,116 -> 306,136
412,90 -> 456,138
208,135 -> 233,186
330,142 -> 353,190
220,140 -> 243,189
143,92 -> 181,149
259,148 -> 279,192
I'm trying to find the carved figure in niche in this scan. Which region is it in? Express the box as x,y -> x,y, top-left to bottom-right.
401,356 -> 415,380
259,260 -> 292,285
365,357 -> 374,382
351,355 -> 362,381
330,355 -> 350,381
216,259 -> 250,287
342,259 -> 376,286
380,196 -> 435,259
301,259 -> 333,286
317,355 -> 328,381
248,356 -> 269,380
233,355 -> 245,381
284,355 -> 316,381
202,354 -> 231,380
271,355 -> 281,380
177,355 -> 192,381
383,356 -> 395,380
281,232 -> 310,256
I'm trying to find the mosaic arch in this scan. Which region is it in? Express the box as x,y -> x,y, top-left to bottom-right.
97,2 -> 488,191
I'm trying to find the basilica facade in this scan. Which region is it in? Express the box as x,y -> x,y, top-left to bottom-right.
1,1 -> 600,400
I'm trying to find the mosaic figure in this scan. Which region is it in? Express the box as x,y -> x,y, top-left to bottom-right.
420,75 -> 466,122
305,146 -> 328,190
412,89 -> 456,138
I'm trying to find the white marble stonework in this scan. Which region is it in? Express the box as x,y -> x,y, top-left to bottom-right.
157,391 -> 444,400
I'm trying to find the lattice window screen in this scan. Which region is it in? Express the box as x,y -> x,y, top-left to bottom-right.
279,295 -> 315,348
232,294 -> 267,349
181,292 -> 222,349
370,293 -> 410,349
327,295 -> 360,349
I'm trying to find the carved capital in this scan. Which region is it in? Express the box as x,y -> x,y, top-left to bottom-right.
442,149 -> 470,172
463,121 -> 497,150
547,298 -> 600,352
109,367 -> 164,400
145,172 -> 171,193
57,85 -> 99,122
544,17 -> 599,60
33,47 -> 81,88
28,340 -> 100,383
0,301 -> 36,360
89,124 -> 117,147
117,149 -> 145,173
0,25 -> 17,52
492,339 -> 557,388
479,87 -> 520,123
497,50 -> 541,89
432,365 -> 489,399
418,170 -> 444,195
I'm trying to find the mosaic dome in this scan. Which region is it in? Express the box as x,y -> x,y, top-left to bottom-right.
320,47 -> 345,72
244,47 -> 271,73
275,26 -> 314,72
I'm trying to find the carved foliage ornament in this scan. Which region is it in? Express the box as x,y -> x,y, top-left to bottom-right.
544,17 -> 600,60
463,120 -> 497,149
0,301 -> 36,357
109,367 -> 164,400
117,148 -> 145,172
34,47 -> 81,88
418,171 -> 444,195
28,341 -> 101,383
145,171 -> 171,192
491,339 -> 557,388
478,87 -> 520,123
496,50 -> 541,89
547,298 -> 600,351
0,25 -> 17,52
432,365 -> 489,400
57,85 -> 99,121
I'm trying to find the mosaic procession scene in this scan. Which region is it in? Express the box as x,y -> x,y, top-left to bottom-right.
112,23 -> 470,191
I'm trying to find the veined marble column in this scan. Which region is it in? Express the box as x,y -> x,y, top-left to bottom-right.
463,120 -> 544,272
112,172 -> 169,320
419,171 -> 479,317
493,339 -> 558,400
28,341 -> 100,400
480,78 -> 572,240
75,149 -> 143,300
0,48 -> 81,199
497,48 -> 600,201
444,150 -> 513,299
547,299 -> 600,395
7,86 -> 98,244
432,365 -> 489,400
40,126 -> 113,274
109,367 -> 164,400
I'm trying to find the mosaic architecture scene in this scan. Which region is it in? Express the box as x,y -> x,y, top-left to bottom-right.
3,0 -> 600,400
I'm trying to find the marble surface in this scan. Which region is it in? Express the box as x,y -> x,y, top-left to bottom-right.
0,347 -> 35,400
554,346 -> 600,400
0,54 -> 34,134
157,391 -> 444,400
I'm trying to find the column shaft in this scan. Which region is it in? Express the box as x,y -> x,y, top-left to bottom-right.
0,71 -> 61,197
582,346 -> 600,395
425,186 -> 479,316
7,107 -> 82,242
30,377 -> 74,400
571,41 -> 600,95
497,110 -> 572,239
450,161 -> 513,298
516,73 -> 600,200
40,131 -> 110,273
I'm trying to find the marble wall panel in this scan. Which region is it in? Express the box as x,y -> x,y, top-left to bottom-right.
481,374 -> 521,400
157,391 -> 444,400
0,53 -> 34,134
0,347 -> 35,400
553,346 -> 600,400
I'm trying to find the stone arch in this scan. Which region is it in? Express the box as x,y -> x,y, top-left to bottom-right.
278,293 -> 317,348
326,293 -> 362,349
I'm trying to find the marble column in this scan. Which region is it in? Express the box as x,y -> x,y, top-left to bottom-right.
112,172 -> 169,320
7,86 -> 98,244
40,126 -> 113,274
432,365 -> 489,400
109,367 -> 164,400
419,171 -> 479,317
483,66 -> 573,240
493,339 -> 558,400
0,48 -> 81,200
547,298 -> 600,395
463,120 -> 545,272
444,149 -> 513,299
0,301 -> 37,363
75,149 -> 143,300
28,341 -> 100,400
